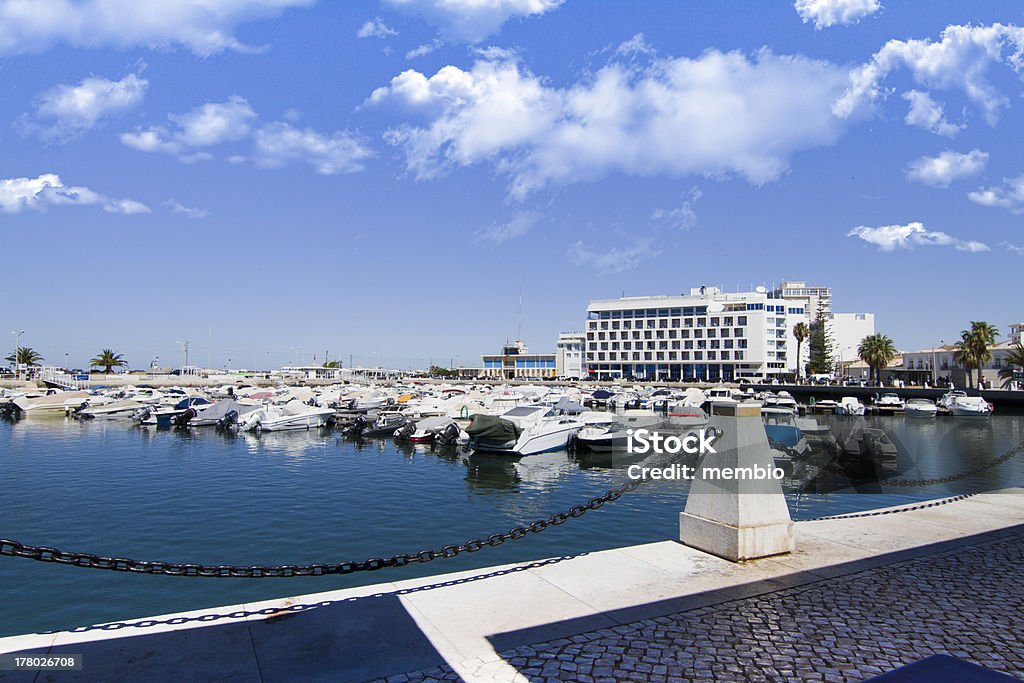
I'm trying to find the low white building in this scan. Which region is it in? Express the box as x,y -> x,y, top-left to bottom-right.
556,332 -> 586,379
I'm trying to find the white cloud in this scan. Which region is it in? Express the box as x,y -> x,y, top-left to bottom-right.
794,0 -> 881,29
122,97 -> 369,174
357,17 -> 398,39
406,39 -> 442,59
475,211 -> 541,244
163,200 -> 209,219
834,23 -> 1024,125
384,0 -> 563,42
968,175 -> 1024,213
0,0 -> 315,56
652,187 -> 702,230
370,47 -> 848,198
905,149 -> 987,188
0,173 -> 149,215
902,90 -> 962,137
1001,242 -> 1024,255
567,237 -> 658,274
251,122 -> 372,174
848,221 -> 989,252
17,72 -> 148,142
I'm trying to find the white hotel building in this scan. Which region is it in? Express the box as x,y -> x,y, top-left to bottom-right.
584,281 -> 873,382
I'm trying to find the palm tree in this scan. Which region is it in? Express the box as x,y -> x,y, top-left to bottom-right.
5,346 -> 43,367
90,349 -> 128,375
969,321 -> 998,388
857,334 -> 897,384
998,342 -> 1024,388
792,322 -> 810,380
953,331 -> 979,388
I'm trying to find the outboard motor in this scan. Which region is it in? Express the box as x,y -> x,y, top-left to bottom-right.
131,406 -> 152,423
173,407 -> 197,427
394,422 -> 416,441
217,410 -> 240,431
346,415 -> 367,437
436,422 -> 461,446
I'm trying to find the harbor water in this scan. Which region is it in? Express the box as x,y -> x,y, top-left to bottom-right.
1,414 -> 1023,636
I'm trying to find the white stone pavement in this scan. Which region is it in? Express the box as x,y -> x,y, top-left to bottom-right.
1,489 -> 1023,682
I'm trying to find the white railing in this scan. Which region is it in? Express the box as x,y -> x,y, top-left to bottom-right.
39,367 -> 85,390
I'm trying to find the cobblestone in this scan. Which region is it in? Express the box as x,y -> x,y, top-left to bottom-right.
392,531 -> 1024,682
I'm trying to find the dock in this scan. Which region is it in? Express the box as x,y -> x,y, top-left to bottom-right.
1,489 -> 1022,682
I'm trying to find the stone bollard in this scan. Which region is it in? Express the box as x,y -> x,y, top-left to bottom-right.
679,401 -> 794,562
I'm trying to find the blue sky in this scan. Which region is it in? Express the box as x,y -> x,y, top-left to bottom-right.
2,0 -> 1022,370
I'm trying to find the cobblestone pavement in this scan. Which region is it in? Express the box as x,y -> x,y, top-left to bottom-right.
380,530 -> 1024,683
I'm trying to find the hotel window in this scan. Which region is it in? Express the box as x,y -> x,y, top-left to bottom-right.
685,341 -> 694,349
633,352 -> 641,360
681,352 -> 690,360
646,319 -> 657,329
710,340 -> 720,349
672,341 -> 680,349
735,351 -> 744,360
682,329 -> 690,338
695,351 -> 703,360
694,329 -> 703,338
669,352 -> 678,360
657,352 -> 665,361
645,352 -> 653,361
600,343 -> 609,350
697,340 -> 707,349
646,341 -> 657,350
684,318 -> 694,327
611,321 -> 620,330
738,316 -> 747,325
707,329 -> 716,338
659,341 -> 668,350
611,342 -> 619,350
723,317 -> 733,326
724,339 -> 734,349
721,351 -> 730,360
697,318 -> 707,327
708,351 -> 717,360
656,330 -> 665,339
597,332 -> 606,340
623,320 -> 632,329
669,329 -> 677,339
601,322 -> 608,330
720,328 -> 729,337
644,331 -> 653,340
633,331 -> 641,340
597,353 -> 605,361
671,319 -> 680,328
734,328 -> 744,337
710,317 -> 719,326
659,319 -> 668,328
738,339 -> 748,349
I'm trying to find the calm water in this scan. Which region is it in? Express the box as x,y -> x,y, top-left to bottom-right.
1,413 -> 1022,636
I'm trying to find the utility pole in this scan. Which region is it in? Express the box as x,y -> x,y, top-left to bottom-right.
11,330 -> 24,380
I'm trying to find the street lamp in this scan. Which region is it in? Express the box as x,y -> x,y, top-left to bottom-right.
11,330 -> 24,380
932,339 -> 944,386
176,340 -> 190,373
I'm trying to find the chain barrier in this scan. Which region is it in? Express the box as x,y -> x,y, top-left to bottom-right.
876,439 -> 1024,487
0,429 -> 721,579
800,493 -> 978,522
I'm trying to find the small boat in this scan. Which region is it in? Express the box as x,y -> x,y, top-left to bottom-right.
950,396 -> 993,417
395,415 -> 463,444
345,411 -> 409,438
904,398 -> 938,417
875,393 -> 905,412
187,399 -> 261,427
834,396 -> 866,416
937,390 -> 967,411
241,400 -> 334,431
76,398 -> 144,419
11,390 -> 91,415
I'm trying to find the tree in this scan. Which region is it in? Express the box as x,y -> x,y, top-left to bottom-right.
954,322 -> 999,389
807,299 -> 833,375
792,322 -> 810,379
428,365 -> 459,378
90,349 -> 128,375
857,334 -> 897,384
998,342 -> 1024,388
322,360 -> 343,368
5,346 -> 43,367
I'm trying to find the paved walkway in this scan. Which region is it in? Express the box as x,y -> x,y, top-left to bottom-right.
1,489 -> 1023,682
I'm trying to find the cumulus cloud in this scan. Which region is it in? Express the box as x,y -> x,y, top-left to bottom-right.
0,0 -> 315,56
902,90 -> 962,137
905,149 -> 987,188
357,17 -> 397,38
567,237 -> 659,274
384,0 -> 563,42
0,173 -> 149,215
122,96 -> 370,174
652,187 -> 702,230
834,23 -> 1024,125
17,72 -> 148,142
968,175 -> 1024,213
794,0 -> 881,29
369,45 -> 849,198
251,122 -> 372,174
163,200 -> 209,219
475,211 -> 541,244
848,221 -> 989,252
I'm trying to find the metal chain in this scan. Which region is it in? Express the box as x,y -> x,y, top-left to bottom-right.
877,439 -> 1024,487
0,474 -> 646,579
800,494 -> 977,522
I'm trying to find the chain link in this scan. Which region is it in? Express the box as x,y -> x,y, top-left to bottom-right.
800,494 -> 978,522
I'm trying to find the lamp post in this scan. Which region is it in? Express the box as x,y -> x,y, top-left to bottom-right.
176,340 -> 190,374
11,330 -> 24,380
64,353 -> 69,372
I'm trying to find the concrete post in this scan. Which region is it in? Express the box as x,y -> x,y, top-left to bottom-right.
679,401 -> 794,561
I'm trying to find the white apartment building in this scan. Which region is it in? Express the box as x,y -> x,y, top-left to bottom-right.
774,281 -> 874,370
585,286 -> 807,382
556,332 -> 586,379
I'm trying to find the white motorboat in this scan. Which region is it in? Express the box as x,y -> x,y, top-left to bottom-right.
467,406 -> 582,455
241,400 -> 333,431
572,409 -> 664,454
904,398 -> 938,417
11,390 -> 91,415
937,390 -> 967,411
188,399 -> 262,427
834,396 -> 866,416
506,414 -> 585,456
875,393 -> 905,411
950,396 -> 993,417
77,399 -> 145,419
